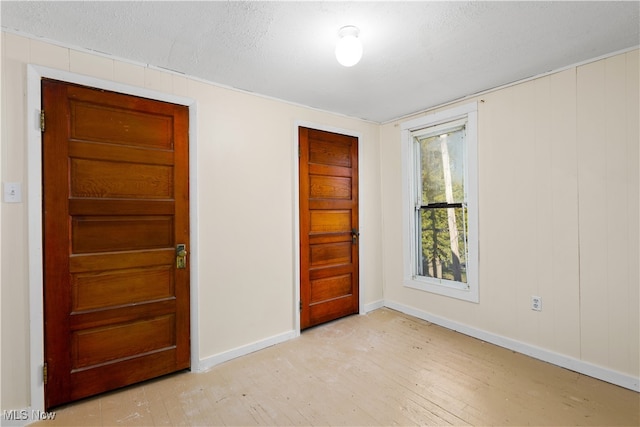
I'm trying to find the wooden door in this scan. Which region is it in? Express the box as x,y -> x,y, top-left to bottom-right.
42,79 -> 190,409
299,127 -> 359,329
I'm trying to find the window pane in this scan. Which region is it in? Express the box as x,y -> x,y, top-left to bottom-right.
417,127 -> 465,205
418,206 -> 467,283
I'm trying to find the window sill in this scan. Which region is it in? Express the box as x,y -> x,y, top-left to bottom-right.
403,277 -> 479,303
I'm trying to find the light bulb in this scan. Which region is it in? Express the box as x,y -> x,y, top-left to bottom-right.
335,26 -> 363,67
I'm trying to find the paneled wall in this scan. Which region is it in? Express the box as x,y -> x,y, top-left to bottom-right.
577,53 -> 639,372
380,49 -> 639,383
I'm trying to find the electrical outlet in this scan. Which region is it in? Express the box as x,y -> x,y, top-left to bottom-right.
531,296 -> 542,311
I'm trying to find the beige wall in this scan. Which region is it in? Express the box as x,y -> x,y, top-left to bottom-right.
0,32 -> 383,411
380,50 -> 639,380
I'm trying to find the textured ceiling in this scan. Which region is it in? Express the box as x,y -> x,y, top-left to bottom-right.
2,1 -> 639,122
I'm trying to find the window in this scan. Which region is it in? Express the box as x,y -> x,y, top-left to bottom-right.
401,102 -> 478,302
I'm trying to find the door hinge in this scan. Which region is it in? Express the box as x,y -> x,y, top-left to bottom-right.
43,363 -> 48,385
40,110 -> 45,132
298,145 -> 301,158
299,300 -> 302,311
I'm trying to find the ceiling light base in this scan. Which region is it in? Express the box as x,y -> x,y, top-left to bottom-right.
336,26 -> 363,67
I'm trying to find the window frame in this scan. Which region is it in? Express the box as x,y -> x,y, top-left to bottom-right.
401,102 -> 479,303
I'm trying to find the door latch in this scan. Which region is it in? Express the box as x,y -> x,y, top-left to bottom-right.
351,228 -> 360,244
176,244 -> 187,269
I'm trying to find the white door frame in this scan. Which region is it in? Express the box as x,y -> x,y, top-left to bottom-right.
26,65 -> 200,412
292,120 -> 364,334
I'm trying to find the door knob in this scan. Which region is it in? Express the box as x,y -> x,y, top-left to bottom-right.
176,244 -> 187,269
351,228 -> 359,244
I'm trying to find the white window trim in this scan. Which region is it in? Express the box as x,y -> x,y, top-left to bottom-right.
401,102 -> 479,303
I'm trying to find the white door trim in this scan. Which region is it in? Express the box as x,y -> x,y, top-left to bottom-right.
292,121 -> 364,335
27,65 -> 200,412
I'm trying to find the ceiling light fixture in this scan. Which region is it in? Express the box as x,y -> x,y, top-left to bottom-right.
335,26 -> 363,67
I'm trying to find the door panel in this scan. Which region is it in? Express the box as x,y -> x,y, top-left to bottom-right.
42,79 -> 190,409
309,175 -> 352,199
72,314 -> 175,368
71,265 -> 174,311
299,127 -> 359,329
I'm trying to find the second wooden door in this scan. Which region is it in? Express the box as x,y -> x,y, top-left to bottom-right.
299,127 -> 359,329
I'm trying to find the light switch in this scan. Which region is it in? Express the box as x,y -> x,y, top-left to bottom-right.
3,182 -> 22,203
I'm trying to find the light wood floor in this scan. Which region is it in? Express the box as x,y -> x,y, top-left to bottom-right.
36,308 -> 639,426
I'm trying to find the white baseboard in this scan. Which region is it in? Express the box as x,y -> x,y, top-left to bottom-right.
196,300 -> 385,372
384,300 -> 640,392
194,330 -> 297,373
363,299 -> 385,313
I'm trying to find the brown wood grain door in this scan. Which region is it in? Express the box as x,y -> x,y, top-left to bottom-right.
299,127 -> 359,330
42,79 -> 190,409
